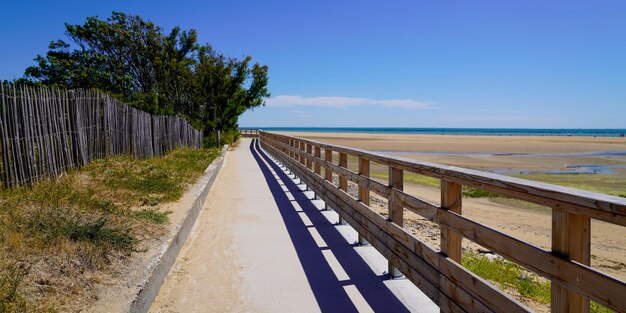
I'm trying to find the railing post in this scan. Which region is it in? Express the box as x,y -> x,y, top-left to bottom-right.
324,148 -> 332,211
314,146 -> 321,175
306,143 -> 312,170
296,140 -> 302,164
358,157 -> 370,245
551,209 -> 591,313
338,152 -> 348,225
441,181 -> 463,263
388,166 -> 403,278
299,141 -> 306,166
324,149 -> 333,182
294,139 -> 298,162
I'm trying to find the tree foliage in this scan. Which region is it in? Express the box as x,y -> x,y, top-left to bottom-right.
25,12 -> 269,138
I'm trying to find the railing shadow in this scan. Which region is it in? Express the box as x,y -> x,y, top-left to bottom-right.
249,139 -> 409,313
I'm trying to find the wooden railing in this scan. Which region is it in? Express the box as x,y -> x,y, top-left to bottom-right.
240,128 -> 260,138
259,131 -> 626,313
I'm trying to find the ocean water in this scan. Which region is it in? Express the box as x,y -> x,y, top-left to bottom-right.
246,127 -> 626,137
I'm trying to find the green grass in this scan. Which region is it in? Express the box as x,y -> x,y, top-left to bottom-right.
463,251 -> 551,304
371,171 -> 505,198
0,264 -> 28,313
94,147 -> 221,204
463,251 -> 613,312
512,173 -> 626,197
132,209 -> 172,225
0,147 -> 219,311
461,186 -> 504,198
370,169 -> 626,200
371,171 -> 441,188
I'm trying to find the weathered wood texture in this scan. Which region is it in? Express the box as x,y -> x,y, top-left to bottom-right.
0,83 -> 202,187
259,131 -> 626,313
441,181 -> 462,263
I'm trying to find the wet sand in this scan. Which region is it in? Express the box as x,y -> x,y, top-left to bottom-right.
280,132 -> 626,154
281,131 -> 626,171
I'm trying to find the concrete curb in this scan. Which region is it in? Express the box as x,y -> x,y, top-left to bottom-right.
129,144 -> 229,313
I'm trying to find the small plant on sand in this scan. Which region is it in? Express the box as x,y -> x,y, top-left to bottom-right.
463,251 -> 612,312
0,264 -> 29,312
132,209 -> 172,225
461,186 -> 504,198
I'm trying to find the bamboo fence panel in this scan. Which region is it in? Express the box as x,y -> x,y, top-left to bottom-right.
0,83 -> 202,187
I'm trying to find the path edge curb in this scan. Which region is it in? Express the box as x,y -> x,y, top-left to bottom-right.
129,144 -> 230,313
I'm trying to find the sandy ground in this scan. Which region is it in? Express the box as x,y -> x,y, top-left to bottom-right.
151,140 -> 323,312
285,132 -> 626,283
89,158 -> 222,312
281,132 -> 626,154
282,132 -> 626,172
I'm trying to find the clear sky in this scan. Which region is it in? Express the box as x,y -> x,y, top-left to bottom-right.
1,1 -> 625,128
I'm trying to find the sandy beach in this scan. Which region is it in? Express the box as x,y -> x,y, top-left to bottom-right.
279,131 -> 626,286
279,132 -> 626,154
281,131 -> 626,170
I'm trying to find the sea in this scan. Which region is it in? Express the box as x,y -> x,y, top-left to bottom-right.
243,127 -> 626,137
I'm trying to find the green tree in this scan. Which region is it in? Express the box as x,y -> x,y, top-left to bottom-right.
24,12 -> 269,144
181,45 -> 269,139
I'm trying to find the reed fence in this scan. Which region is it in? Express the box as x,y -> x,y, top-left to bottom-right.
0,83 -> 202,187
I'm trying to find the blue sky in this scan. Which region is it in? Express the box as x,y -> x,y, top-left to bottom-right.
1,1 -> 625,128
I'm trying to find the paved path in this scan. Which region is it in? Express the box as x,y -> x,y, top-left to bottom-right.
150,138 -> 436,312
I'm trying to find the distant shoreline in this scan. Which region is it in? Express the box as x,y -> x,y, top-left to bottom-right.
243,127 -> 626,137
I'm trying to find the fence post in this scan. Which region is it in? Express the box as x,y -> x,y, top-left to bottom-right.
324,148 -> 333,210
338,152 -> 348,225
314,146 -> 321,175
441,181 -> 463,263
551,209 -> 591,313
306,143 -> 312,170
300,141 -> 306,166
388,166 -> 404,278
358,157 -> 370,245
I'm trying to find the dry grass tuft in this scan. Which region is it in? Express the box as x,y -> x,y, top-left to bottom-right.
0,147 -> 219,311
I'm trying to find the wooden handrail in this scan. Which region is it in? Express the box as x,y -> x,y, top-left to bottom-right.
259,131 -> 626,313
239,128 -> 260,138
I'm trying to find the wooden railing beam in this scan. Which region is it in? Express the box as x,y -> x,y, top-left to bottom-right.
259,132 -> 626,226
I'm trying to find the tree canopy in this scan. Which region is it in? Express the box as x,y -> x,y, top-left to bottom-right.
25,12 -> 269,138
